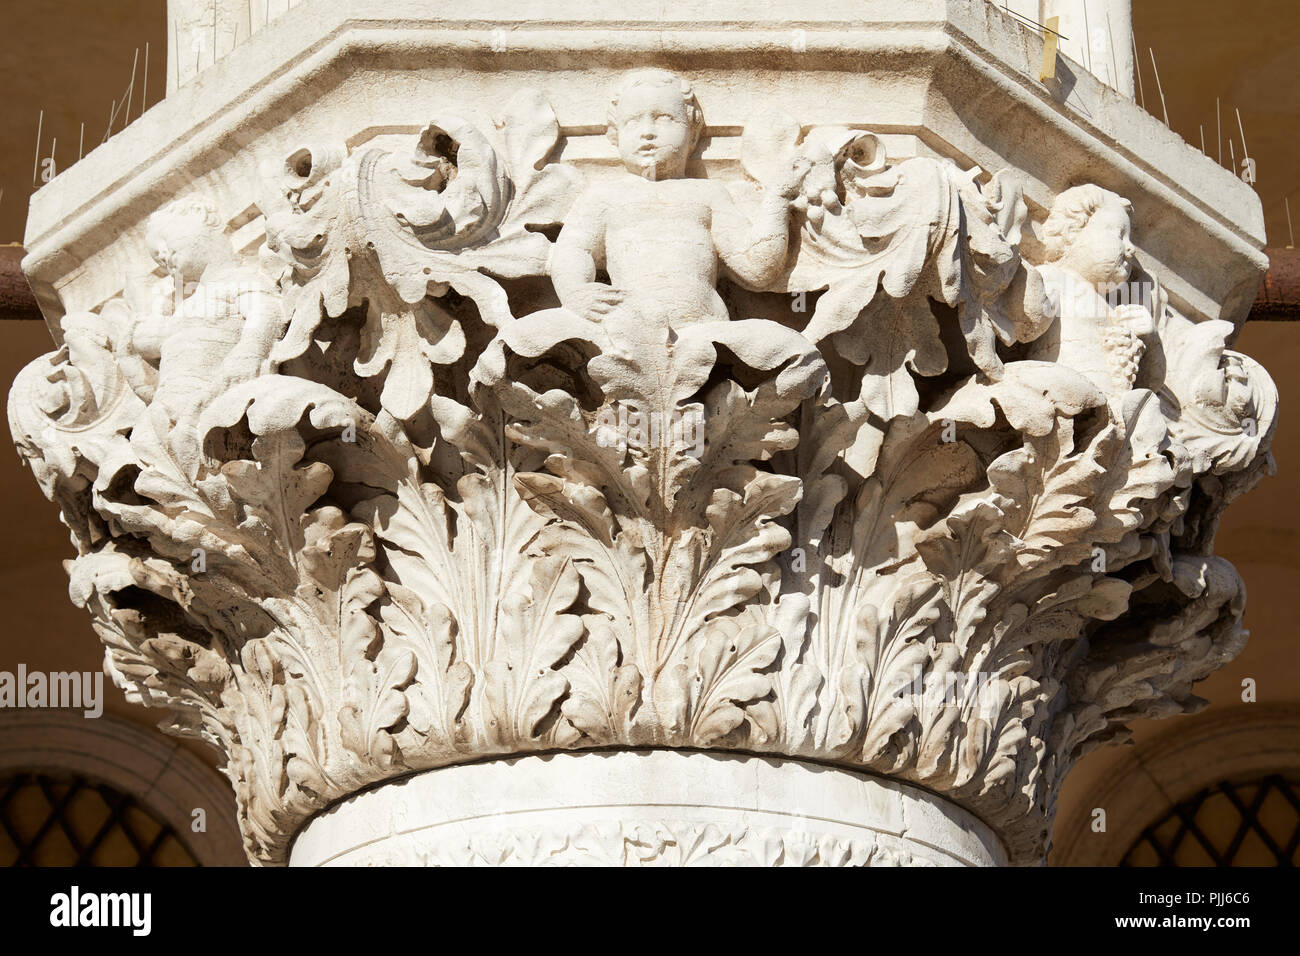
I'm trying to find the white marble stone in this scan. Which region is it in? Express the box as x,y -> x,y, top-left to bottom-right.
289,751 -> 1006,867
8,2 -> 1277,866
1044,1 -> 1135,96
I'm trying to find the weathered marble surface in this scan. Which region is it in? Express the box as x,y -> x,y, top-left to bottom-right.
10,4 -> 1276,866
289,751 -> 1007,867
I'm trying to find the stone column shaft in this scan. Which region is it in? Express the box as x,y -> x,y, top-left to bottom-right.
1044,0 -> 1135,96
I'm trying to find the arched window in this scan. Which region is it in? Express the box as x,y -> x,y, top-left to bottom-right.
1,771 -> 199,866
1053,706 -> 1300,866
0,711 -> 245,866
1123,774 -> 1300,866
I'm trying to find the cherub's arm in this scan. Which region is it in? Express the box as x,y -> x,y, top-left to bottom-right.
1007,263 -> 1059,344
550,189 -> 622,320
129,309 -> 170,364
220,288 -> 287,383
550,190 -> 603,296
713,158 -> 808,289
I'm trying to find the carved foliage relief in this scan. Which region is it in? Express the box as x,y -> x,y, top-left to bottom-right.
9,72 -> 1277,864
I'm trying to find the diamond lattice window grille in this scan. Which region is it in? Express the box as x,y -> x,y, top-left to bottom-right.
0,772 -> 199,867
1123,774 -> 1300,867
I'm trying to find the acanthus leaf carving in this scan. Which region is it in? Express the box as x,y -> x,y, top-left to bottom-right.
8,68 -> 1278,866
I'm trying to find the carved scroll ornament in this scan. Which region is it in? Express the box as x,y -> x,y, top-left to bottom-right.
9,70 -> 1276,864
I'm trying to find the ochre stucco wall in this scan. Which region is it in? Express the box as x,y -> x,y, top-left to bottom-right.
0,1 -> 1295,864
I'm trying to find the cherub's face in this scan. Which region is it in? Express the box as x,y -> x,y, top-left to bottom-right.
148,216 -> 212,285
612,83 -> 693,180
1069,197 -> 1136,288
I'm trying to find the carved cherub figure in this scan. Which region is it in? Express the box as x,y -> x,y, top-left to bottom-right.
1027,184 -> 1155,393
130,198 -> 286,433
475,69 -> 828,420
548,68 -> 809,329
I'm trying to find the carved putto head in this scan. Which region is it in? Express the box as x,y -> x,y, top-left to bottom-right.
6,74 -> 1279,868
145,198 -> 231,286
606,68 -> 705,179
1042,184 -> 1137,288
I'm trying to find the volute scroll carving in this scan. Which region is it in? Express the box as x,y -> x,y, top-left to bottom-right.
9,68 -> 1276,864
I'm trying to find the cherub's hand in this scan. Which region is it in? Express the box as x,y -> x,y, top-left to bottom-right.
1102,324 -> 1146,389
776,152 -> 842,228
774,153 -> 815,201
564,282 -> 626,322
1112,303 -> 1155,338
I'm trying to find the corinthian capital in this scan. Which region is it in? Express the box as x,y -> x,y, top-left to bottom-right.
9,8 -> 1277,866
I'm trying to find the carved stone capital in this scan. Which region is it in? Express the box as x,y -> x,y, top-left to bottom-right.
9,6 -> 1277,866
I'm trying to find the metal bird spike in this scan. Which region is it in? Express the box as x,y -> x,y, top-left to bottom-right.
1148,49 -> 1170,127
999,5 -> 1068,40
125,47 -> 139,127
1132,32 -> 1146,110
1081,2 -> 1093,72
1236,108 -> 1250,160
31,110 -> 43,187
1287,197 -> 1295,249
1105,10 -> 1120,93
